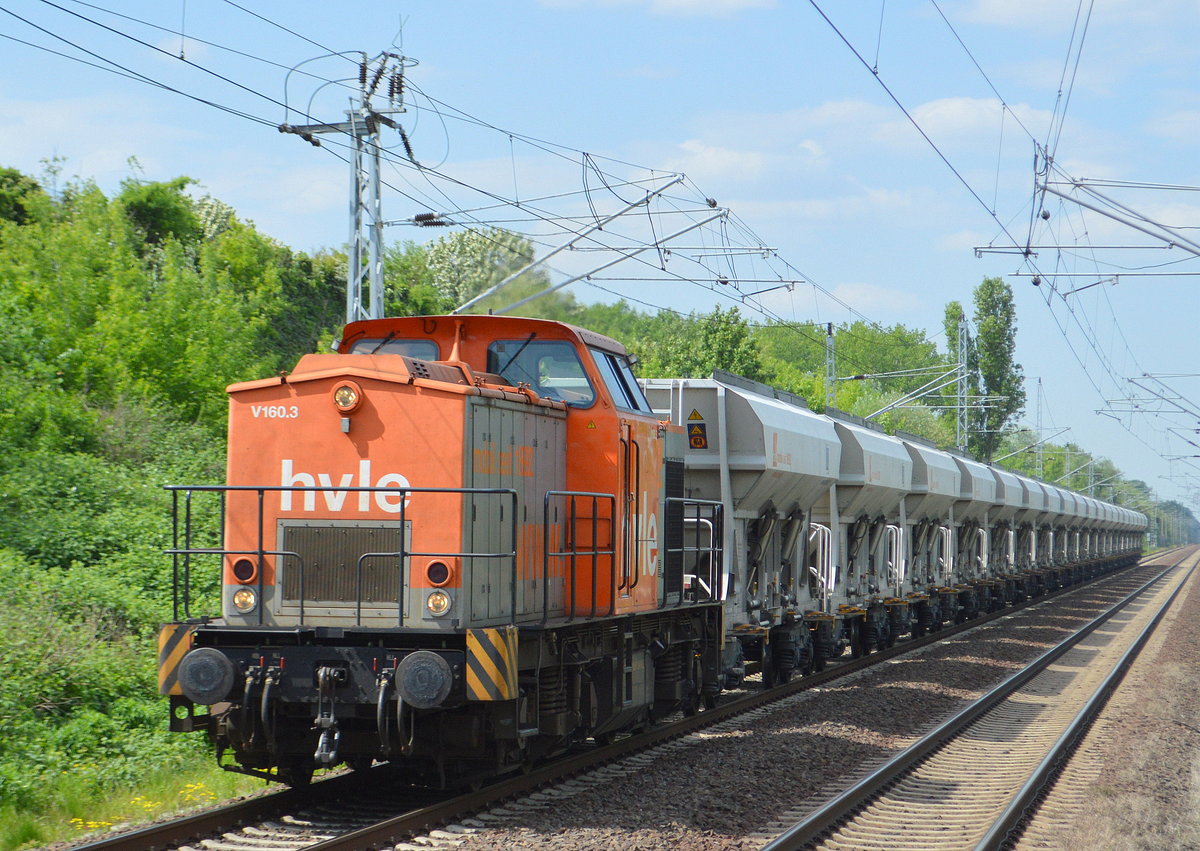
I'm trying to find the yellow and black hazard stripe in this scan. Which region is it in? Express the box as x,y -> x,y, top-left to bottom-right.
465,626 -> 518,701
158,623 -> 195,696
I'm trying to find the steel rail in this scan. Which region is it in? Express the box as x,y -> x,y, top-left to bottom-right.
760,548 -> 1196,851
68,552 -> 1161,851
976,555 -> 1198,849
302,558 -> 1159,850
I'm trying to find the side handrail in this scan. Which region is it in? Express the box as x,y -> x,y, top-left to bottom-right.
665,497 -> 724,607
543,490 -> 617,624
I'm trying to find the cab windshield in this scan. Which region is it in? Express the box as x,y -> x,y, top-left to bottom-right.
487,339 -> 596,406
346,338 -> 439,359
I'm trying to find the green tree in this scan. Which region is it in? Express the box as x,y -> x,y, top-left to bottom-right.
383,240 -> 444,316
117,176 -> 202,248
0,167 -> 47,225
971,277 -> 1025,460
426,227 -> 551,312
634,306 -> 765,381
940,301 -> 981,447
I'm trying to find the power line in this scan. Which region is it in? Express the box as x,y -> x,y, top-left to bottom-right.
55,0 -> 356,91
0,4 -> 278,129
215,0 -> 355,64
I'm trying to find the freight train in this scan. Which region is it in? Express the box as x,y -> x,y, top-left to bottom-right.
157,314 -> 1146,786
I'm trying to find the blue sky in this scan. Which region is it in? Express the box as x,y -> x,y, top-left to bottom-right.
2,0 -> 1198,511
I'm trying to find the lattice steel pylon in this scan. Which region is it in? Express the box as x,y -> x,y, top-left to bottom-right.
345,110 -> 384,323
956,312 -> 969,451
825,323 -> 836,410
280,53 -> 409,323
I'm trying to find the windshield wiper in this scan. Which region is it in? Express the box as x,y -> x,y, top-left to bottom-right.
497,332 -> 536,376
368,330 -> 397,355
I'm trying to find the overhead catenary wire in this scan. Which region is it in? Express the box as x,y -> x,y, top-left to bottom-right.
814,0 -> 1197,480
10,0 -> 1186,487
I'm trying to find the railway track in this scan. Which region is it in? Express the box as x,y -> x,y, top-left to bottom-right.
66,553 -> 1183,851
759,547 -> 1198,851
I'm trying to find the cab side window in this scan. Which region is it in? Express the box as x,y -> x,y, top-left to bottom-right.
591,349 -> 652,413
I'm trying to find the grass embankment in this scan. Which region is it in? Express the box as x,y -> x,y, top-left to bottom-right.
0,546 -> 264,850
1,757 -> 265,851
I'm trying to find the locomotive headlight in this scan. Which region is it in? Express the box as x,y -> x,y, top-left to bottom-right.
332,381 -> 362,413
232,587 -> 258,614
426,589 -> 452,617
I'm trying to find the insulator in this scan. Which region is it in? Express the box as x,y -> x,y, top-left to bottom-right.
399,127 -> 415,162
359,60 -> 367,88
368,63 -> 386,97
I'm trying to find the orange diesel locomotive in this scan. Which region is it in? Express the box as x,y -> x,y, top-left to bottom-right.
160,315 -> 724,785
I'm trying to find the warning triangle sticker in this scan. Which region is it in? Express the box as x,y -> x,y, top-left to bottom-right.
687,409 -> 704,421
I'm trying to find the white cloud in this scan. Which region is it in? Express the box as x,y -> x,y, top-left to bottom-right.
877,97 -> 1054,150
153,36 -> 210,64
664,139 -> 768,181
1142,201 -> 1200,232
938,230 -> 991,253
958,0 -> 1184,31
1051,157 -> 1121,181
0,93 -> 204,184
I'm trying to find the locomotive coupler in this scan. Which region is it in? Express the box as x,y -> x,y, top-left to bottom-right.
395,693 -> 415,755
241,665 -> 264,747
313,665 -> 342,767
260,666 -> 280,752
376,668 -> 395,753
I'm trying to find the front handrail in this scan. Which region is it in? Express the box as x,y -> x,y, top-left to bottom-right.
166,484 -> 517,626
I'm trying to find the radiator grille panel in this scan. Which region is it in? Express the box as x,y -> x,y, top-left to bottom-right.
281,524 -> 405,604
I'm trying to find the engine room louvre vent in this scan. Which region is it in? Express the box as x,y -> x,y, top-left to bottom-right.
281,523 -> 405,604
664,459 -> 685,598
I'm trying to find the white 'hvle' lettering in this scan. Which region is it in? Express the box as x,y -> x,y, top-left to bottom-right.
280,459 -> 410,513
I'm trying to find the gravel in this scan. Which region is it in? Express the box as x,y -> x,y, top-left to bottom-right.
1017,552 -> 1200,850
434,568 -> 1171,851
